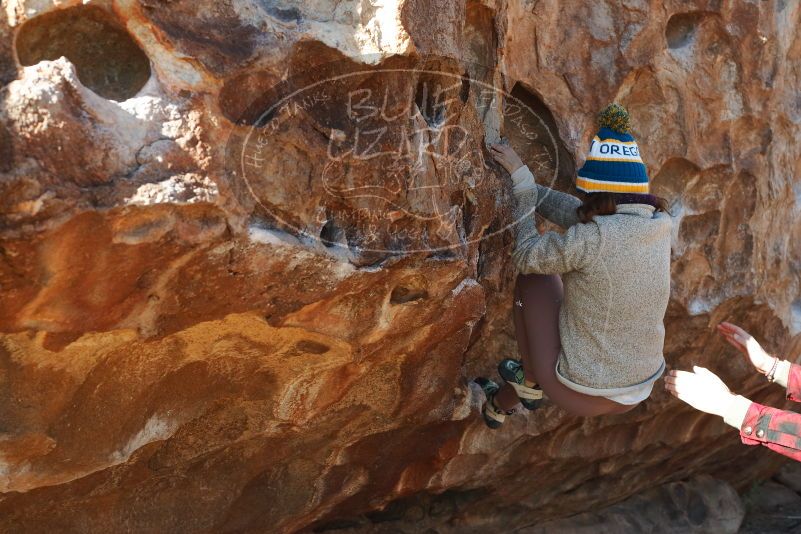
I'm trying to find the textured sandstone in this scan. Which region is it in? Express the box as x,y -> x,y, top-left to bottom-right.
528,475 -> 745,534
0,0 -> 800,532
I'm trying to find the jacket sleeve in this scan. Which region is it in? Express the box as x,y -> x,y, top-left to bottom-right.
510,187 -> 602,275
723,395 -> 801,462
771,360 -> 801,402
510,164 -> 582,229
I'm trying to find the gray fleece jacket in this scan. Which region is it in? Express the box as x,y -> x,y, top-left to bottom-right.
509,165 -> 672,395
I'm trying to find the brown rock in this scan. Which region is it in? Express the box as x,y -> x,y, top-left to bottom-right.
0,0 -> 800,532
527,476 -> 745,534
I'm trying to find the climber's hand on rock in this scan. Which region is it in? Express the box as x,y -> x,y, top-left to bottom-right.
664,366 -> 736,417
717,322 -> 775,375
489,142 -> 524,175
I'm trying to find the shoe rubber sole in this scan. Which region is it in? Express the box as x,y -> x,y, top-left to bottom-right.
497,358 -> 542,411
473,377 -> 506,429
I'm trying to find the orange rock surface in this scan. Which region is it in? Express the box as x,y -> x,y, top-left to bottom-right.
1,1 -> 800,532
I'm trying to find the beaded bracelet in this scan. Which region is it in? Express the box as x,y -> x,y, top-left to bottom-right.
766,356 -> 779,382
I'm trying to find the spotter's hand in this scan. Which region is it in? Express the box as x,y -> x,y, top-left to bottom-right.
717,322 -> 775,376
664,366 -> 736,417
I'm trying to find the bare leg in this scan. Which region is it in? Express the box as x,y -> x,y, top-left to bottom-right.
494,281 -> 535,410
498,273 -> 638,417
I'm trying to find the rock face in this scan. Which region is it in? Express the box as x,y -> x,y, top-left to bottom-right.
1,1 -> 800,532
531,475 -> 745,534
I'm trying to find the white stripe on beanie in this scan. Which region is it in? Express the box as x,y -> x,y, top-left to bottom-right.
586,137 -> 643,163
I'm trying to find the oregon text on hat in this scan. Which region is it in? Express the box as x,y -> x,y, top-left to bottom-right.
585,136 -> 643,163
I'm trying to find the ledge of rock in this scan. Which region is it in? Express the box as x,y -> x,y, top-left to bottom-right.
1,0 -> 800,532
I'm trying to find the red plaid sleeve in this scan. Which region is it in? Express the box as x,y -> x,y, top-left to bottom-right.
737,401 -> 801,462
786,363 -> 801,402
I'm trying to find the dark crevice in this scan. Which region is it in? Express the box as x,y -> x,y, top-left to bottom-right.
0,36 -> 15,87
390,285 -> 428,304
462,191 -> 476,237
665,12 -> 705,49
319,218 -> 346,248
459,70 -> 470,103
476,216 -> 504,280
0,122 -> 13,172
414,79 -> 445,127
413,56 -> 463,128
426,249 -> 459,261
505,83 -> 576,193
294,339 -> 330,355
258,1 -> 302,24
15,5 -> 151,101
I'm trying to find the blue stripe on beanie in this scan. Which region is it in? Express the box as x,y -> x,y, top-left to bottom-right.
579,160 -> 649,184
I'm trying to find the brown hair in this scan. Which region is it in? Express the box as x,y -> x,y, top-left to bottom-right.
576,192 -> 670,223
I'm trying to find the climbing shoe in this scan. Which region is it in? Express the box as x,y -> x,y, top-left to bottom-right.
474,377 -> 513,429
497,358 -> 543,411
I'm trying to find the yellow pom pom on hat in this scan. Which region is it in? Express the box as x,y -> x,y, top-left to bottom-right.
576,103 -> 649,194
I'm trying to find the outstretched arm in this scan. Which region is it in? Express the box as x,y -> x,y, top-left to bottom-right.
724,398 -> 801,462
508,167 -> 601,275
717,322 -> 800,401
510,178 -> 601,275
510,207 -> 602,275
488,142 -> 599,275
510,164 -> 582,229
666,367 -> 801,463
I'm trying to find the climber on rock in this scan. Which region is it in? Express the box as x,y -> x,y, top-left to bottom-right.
666,322 -> 801,462
476,103 -> 672,428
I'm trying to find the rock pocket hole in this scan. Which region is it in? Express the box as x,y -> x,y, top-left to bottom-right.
651,157 -> 700,206
319,218 -> 346,248
294,339 -> 330,355
15,5 -> 151,101
665,12 -> 703,49
506,83 -> 576,192
390,285 -> 428,304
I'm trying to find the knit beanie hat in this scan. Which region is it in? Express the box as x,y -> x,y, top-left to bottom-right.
576,103 -> 649,194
